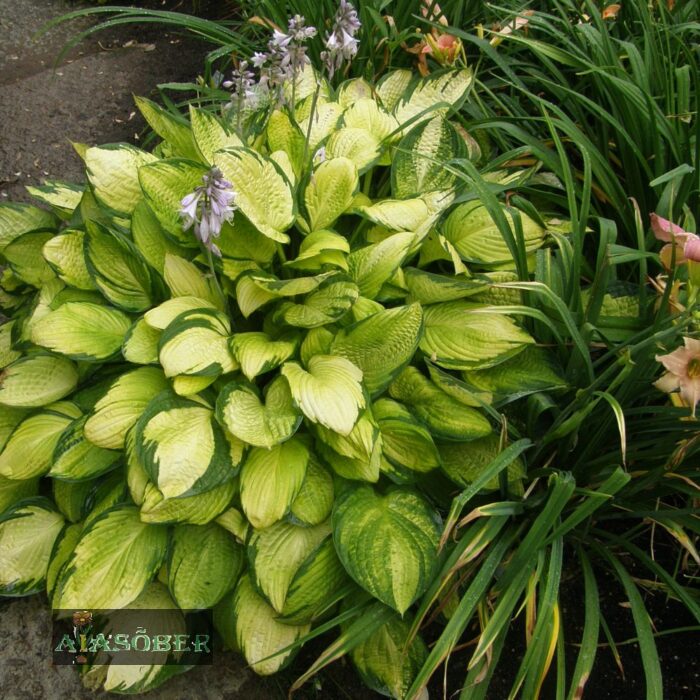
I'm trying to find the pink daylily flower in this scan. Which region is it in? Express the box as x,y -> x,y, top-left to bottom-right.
655,337 -> 700,417
650,213 -> 700,265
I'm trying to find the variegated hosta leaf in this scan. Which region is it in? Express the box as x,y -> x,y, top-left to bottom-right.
0,202 -> 58,251
376,69 -> 413,112
439,433 -> 526,490
351,615 -> 429,699
0,321 -> 21,369
404,266 -> 487,304
348,232 -> 414,299
300,102 -> 343,151
463,345 -> 567,401
217,377 -> 301,449
421,301 -> 534,370
46,521 -> 81,601
266,110 -> 306,177
282,355 -> 365,435
331,303 -> 423,395
30,302 -> 131,362
248,520 -> 331,612
314,409 -> 379,463
42,230 -> 96,290
52,478 -> 94,523
239,437 -> 310,529
326,128 -> 382,172
4,232 -> 56,286
140,479 -> 238,525
393,68 -> 474,128
0,354 -> 79,408
139,158 -> 209,244
286,229 -> 350,271
214,147 -> 295,243
168,523 -> 244,609
121,318 -> 161,365
274,276 -> 360,328
134,391 -> 238,499
342,98 -> 400,142
158,308 -> 236,379
53,505 -> 168,609
131,199 -> 193,274
337,78 -> 373,107
317,435 -> 382,483
190,105 -> 244,163
289,456 -> 334,526
26,180 -> 82,220
389,367 -> 492,441
217,213 -> 277,263
441,200 -> 545,265
162,255 -> 224,309
49,415 -> 121,481
302,157 -> 358,233
355,197 -> 432,233
392,115 -> 466,199
84,367 -> 169,449
333,486 -> 441,614
135,95 -> 199,160
144,295 -> 215,330
0,401 -> 80,479
0,474 -> 38,514
85,143 -> 157,216
0,498 -> 64,595
84,222 -> 156,312
374,398 -> 441,481
215,574 -> 310,675
230,331 -> 299,381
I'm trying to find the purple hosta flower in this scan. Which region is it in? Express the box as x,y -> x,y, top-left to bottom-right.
322,0 -> 361,78
313,146 -> 327,164
179,167 -> 236,256
223,60 -> 258,112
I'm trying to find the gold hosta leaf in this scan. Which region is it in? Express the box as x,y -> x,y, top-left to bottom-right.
348,232 -> 414,299
158,308 -> 236,378
216,377 -> 301,449
333,486 -> 441,614
134,391 -> 238,499
351,615 -> 429,699
216,575 -> 309,675
239,437 -> 309,529
31,302 -> 132,362
389,367 -> 492,441
374,398 -> 441,480
376,69 -> 413,112
122,318 -> 161,365
135,95 -> 199,160
168,523 -> 244,609
53,505 -> 168,609
85,143 -> 157,216
439,433 -> 526,490
0,202 -> 58,251
190,105 -> 244,163
162,254 -> 224,310
144,295 -> 216,330
302,157 -> 358,233
49,415 -> 121,481
138,158 -> 209,244
282,355 -> 365,435
289,456 -> 334,526
441,200 -> 545,265
0,355 -> 79,408
214,147 -> 295,243
42,230 -> 96,290
421,301 -> 534,370
84,367 -> 169,449
0,401 -> 80,480
230,331 -> 299,381
331,303 -> 423,395
0,498 -> 64,596
326,128 -> 382,172
248,520 -> 331,612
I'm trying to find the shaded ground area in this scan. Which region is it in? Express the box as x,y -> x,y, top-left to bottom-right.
0,0 -> 215,202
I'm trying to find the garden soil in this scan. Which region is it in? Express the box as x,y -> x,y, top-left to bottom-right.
1,2 -> 698,699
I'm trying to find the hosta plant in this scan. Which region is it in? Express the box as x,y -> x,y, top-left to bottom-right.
0,50 -> 550,694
